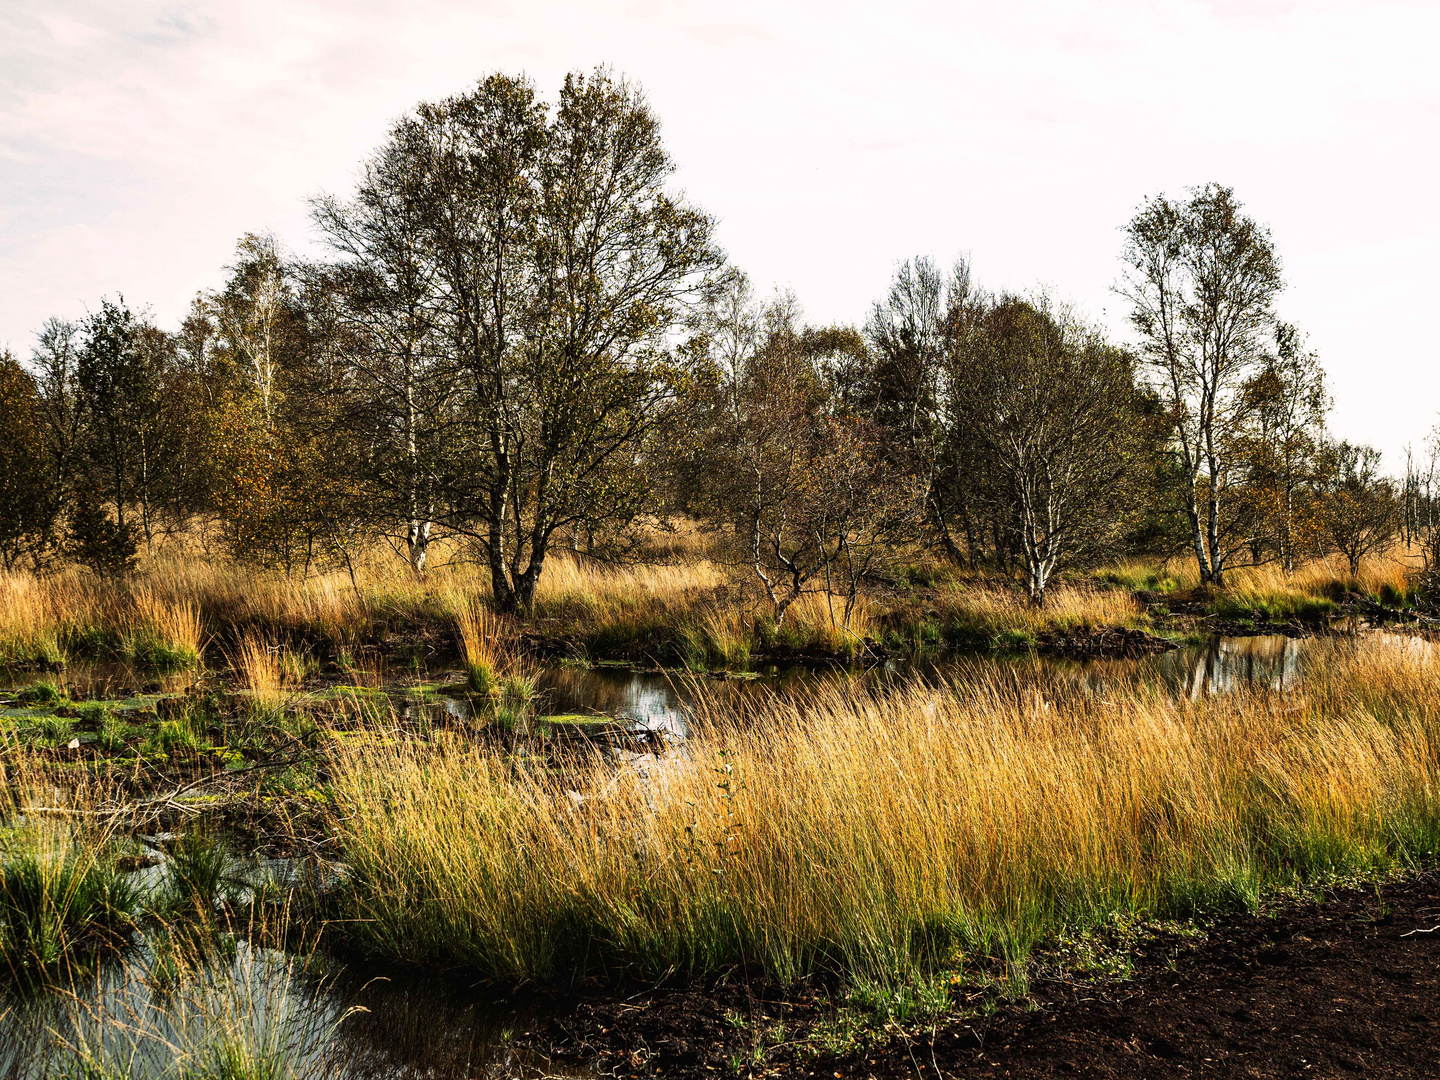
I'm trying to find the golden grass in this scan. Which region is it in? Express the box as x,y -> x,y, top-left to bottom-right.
229,633 -> 309,711
0,534 -> 1426,673
1155,548 -> 1419,598
937,582 -> 1145,634
327,638 -> 1440,989
532,554 -> 725,616
0,544 -> 729,667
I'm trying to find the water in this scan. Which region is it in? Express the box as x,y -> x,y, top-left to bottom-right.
0,939 -> 578,1080
0,629 -> 1421,1076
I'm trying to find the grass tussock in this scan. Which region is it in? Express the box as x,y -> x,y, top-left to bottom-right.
450,595 -> 540,728
0,825 -> 140,979
327,640 -> 1440,992
453,594 -> 506,694
39,931 -> 346,1080
229,634 -> 311,713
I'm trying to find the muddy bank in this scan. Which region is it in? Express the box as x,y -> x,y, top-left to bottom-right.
528,869 -> 1440,1079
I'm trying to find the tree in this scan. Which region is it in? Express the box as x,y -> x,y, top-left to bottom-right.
322,69 -> 721,610
1119,184 -> 1285,586
949,297 -> 1146,604
693,291 -> 921,627
313,118 -> 458,574
1401,433 -> 1440,558
29,318 -> 86,506
0,352 -> 59,568
861,257 -> 977,564
1316,441 -> 1398,577
1233,323 -> 1329,571
75,298 -> 162,546
212,234 -> 291,427
66,489 -> 138,577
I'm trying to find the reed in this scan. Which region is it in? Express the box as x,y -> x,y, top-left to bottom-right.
327,638 -> 1440,992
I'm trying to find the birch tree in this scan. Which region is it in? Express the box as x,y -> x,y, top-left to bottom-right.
213,234 -> 288,427
1119,184 -> 1284,586
313,120 -> 456,573
952,297 -> 1143,604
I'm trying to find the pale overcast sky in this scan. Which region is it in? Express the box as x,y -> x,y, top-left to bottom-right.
2,0 -> 1436,467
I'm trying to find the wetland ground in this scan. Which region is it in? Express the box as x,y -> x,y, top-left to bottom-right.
2,555 -> 1439,1078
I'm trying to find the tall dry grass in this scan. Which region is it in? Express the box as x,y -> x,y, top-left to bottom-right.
0,537 -> 1426,673
0,547 -> 729,668
229,633 -> 312,712
1152,549 -> 1418,599
328,638 -> 1440,991
936,583 -> 1144,635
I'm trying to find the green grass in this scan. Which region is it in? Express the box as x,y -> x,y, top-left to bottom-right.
1094,564 -> 1180,593
16,680 -> 64,707
1205,588 -> 1337,623
0,836 -> 140,977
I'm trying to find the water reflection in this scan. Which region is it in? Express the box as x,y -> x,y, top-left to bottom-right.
0,660 -> 192,699
537,665 -> 694,740
1138,634 -> 1306,698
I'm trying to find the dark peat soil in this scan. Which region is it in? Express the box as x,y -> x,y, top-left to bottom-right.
528,871 -> 1440,1079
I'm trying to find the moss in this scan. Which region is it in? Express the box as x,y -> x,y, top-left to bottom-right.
16,680 -> 64,707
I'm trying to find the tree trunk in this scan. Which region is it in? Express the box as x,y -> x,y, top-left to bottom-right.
406,518 -> 431,574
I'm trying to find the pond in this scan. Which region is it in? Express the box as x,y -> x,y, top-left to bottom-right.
0,629 -> 1420,1077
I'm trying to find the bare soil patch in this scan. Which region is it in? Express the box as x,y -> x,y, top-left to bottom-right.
530,871 -> 1440,1079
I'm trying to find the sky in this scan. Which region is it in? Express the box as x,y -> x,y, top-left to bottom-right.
2,0 -> 1437,468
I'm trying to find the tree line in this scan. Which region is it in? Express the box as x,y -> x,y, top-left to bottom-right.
0,69 -> 1412,613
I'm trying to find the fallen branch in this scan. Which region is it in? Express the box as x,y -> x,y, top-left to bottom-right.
20,754 -> 307,825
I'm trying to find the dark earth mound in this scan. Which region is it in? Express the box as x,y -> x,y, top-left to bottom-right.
527,871 -> 1440,1079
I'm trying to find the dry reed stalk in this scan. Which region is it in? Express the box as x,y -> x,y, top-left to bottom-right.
327,638 -> 1440,988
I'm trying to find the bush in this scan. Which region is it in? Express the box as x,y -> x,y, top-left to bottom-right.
66,495 -> 139,578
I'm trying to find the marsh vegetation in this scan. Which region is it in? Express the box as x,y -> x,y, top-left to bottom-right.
4,63 -> 1440,1078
